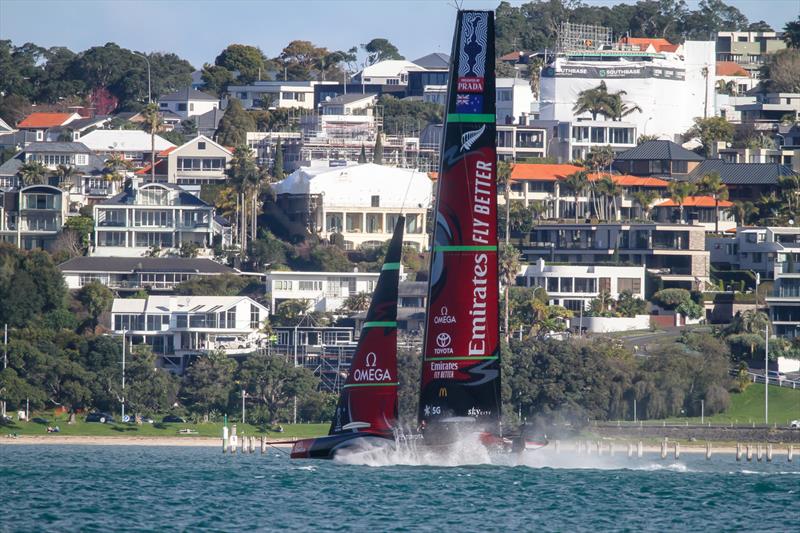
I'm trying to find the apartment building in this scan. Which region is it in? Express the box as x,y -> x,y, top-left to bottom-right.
554,120 -> 638,162
766,273 -> 800,340
226,80 -> 337,110
708,227 -> 800,280
0,184 -> 68,251
652,196 -> 736,233
497,123 -> 549,162
716,31 -> 786,78
92,180 -> 228,257
110,295 -> 269,372
59,256 -> 240,291
735,92 -> 800,129
612,140 -> 704,177
518,258 -> 646,312
273,161 -> 432,250
524,222 -> 711,289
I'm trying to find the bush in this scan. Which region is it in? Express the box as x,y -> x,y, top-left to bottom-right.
676,300 -> 704,320
651,288 -> 692,310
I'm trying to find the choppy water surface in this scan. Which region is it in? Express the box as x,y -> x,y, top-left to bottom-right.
2,444 -> 798,531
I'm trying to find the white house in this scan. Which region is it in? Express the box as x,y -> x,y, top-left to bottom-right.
110,295 -> 269,372
496,77 -> 536,125
0,184 -> 69,251
158,87 -> 219,120
519,258 -> 646,312
708,227 -> 800,280
141,135 -> 233,185
92,180 -> 228,257
266,270 -> 383,313
79,130 -> 175,163
273,161 -> 433,250
226,81 -> 336,110
353,60 -> 425,86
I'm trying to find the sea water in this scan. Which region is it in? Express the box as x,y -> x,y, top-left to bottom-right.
1,444 -> 798,531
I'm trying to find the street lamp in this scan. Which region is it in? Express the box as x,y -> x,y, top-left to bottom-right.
134,52 -> 152,104
121,331 -> 127,423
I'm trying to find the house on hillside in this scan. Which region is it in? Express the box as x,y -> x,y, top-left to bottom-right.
684,159 -> 797,202
0,184 -> 68,251
613,140 -> 704,177
79,130 -> 175,164
158,87 -> 219,120
16,112 -> 83,142
136,135 -> 233,185
653,196 -> 735,233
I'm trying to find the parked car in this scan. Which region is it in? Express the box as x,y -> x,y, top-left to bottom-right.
31,417 -> 49,425
85,412 -> 115,423
161,415 -> 187,423
791,420 -> 800,429
767,370 -> 786,383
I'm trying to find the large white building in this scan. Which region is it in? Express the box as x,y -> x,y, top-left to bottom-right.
226,81 -> 338,110
79,130 -> 175,163
496,77 -> 536,125
266,270 -> 382,313
110,295 -> 269,372
273,162 -> 432,250
540,37 -> 716,139
518,258 -> 646,312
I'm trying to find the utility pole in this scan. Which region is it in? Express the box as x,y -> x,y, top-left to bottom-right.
2,323 -> 7,418
121,331 -> 126,423
135,52 -> 152,104
241,389 -> 246,424
765,322 -> 769,425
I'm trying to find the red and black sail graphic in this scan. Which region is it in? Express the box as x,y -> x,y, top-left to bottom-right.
418,11 -> 501,428
329,216 -> 404,437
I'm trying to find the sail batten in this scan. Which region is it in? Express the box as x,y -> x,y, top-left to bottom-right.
418,10 -> 501,430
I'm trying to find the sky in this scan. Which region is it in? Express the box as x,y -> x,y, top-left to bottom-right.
1,0 -> 798,69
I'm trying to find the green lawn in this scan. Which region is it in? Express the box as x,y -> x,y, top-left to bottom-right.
661,384 -> 800,426
1,411 -> 328,440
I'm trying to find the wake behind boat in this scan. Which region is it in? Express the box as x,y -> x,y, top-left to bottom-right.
290,216 -> 405,459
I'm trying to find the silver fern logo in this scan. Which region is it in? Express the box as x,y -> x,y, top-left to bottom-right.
460,125 -> 485,152
458,12 -> 488,78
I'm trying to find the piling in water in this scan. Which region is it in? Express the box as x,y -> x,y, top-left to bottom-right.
637,441 -> 643,458
627,442 -> 633,458
660,440 -> 667,460
766,444 -> 773,462
746,444 -> 752,461
789,445 -> 794,462
554,440 -> 559,454
596,441 -> 602,456
736,443 -> 742,461
674,442 -> 680,460
705,442 -> 712,460
261,436 -> 266,454
757,444 -> 763,462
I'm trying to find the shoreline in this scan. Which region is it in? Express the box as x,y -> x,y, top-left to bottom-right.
1,435 -> 296,447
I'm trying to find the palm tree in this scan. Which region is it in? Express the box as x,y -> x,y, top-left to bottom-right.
497,161 -> 512,244
103,153 -> 132,192
631,190 -> 659,221
597,175 -> 623,221
499,243 -> 521,343
606,92 -> 643,121
141,103 -> 163,183
17,160 -> 48,186
667,181 -> 697,223
757,192 -> 782,223
572,82 -> 613,120
54,164 -> 79,192
727,200 -> 757,226
697,171 -> 729,233
778,174 -> 800,216
716,79 -> 736,96
226,145 -> 262,258
563,170 -> 589,223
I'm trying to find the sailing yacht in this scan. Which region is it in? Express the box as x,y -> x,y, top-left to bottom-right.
290,217 -> 405,459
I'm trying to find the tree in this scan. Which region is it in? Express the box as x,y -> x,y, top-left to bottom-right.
216,99 -> 256,147
778,174 -> 800,217
124,346 -> 179,418
562,170 -> 589,223
696,171 -> 729,233
727,200 -> 757,226
215,44 -> 268,84
685,116 -> 734,156
275,40 -> 349,81
606,92 -> 642,121
54,164 -> 79,191
271,299 -> 310,326
160,129 -> 185,146
372,133 -> 383,165
651,288 -> 693,310
339,292 -> 371,314
667,181 -> 698,222
17,160 -> 47,186
631,189 -> 659,221
141,103 -> 163,182
237,354 -> 320,424
378,94 -> 443,135
225,145 -> 263,256
175,274 -> 249,296
573,82 -> 613,120
77,281 -> 113,327
716,79 -> 736,96
499,243 -> 521,342
785,16 -> 800,48
361,38 -> 404,64
760,48 -> 800,93
181,350 -> 237,421
201,63 -> 236,98
273,137 -> 285,180
637,134 -> 659,145
179,241 -> 199,258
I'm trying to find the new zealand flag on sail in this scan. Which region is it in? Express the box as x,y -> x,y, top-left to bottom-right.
455,94 -> 483,113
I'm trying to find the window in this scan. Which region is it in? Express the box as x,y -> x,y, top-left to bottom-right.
177,158 -> 225,171
617,277 -> 642,294
572,126 -> 590,142
560,277 -> 574,292
178,103 -> 187,111
198,142 -> 206,150
609,128 -> 632,145
547,277 -> 559,293
371,195 -> 380,207
98,231 -> 125,246
147,315 -> 167,331
563,299 -> 585,312
274,280 -> 293,290
406,214 -> 421,234
599,277 -> 611,292
672,160 -> 688,173
386,78 -> 400,85
176,314 -> 187,328
299,281 -> 322,291
497,89 -> 512,102
189,103 -> 194,111
574,278 -> 596,293
75,154 -> 88,166
752,252 -> 763,263
250,304 -> 260,329
590,128 -> 606,144
160,102 -> 168,108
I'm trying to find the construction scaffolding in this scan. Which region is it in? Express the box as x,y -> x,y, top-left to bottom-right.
557,22 -> 613,54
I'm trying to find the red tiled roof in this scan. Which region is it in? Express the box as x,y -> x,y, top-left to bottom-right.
510,163 -> 583,182
499,51 -> 525,61
620,37 -> 676,53
135,158 -> 168,175
716,61 -> 749,77
17,112 -> 74,128
655,196 -> 733,208
158,146 -> 177,157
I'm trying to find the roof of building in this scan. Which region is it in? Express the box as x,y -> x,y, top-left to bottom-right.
499,50 -> 527,62
273,162 -> 432,209
614,140 -> 704,162
589,174 -> 670,187
358,60 -> 424,79
59,256 -> 237,274
195,108 -> 225,132
0,117 -> 13,132
686,159 -> 798,185
655,195 -> 734,208
620,37 -> 677,53
79,130 -> 176,152
17,112 -> 77,129
100,183 -> 210,207
412,52 -> 450,70
322,93 -> 378,105
510,163 -> 583,181
716,61 -> 749,77
0,148 -> 105,177
0,130 -> 37,148
159,87 -> 218,102
111,295 -> 266,315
